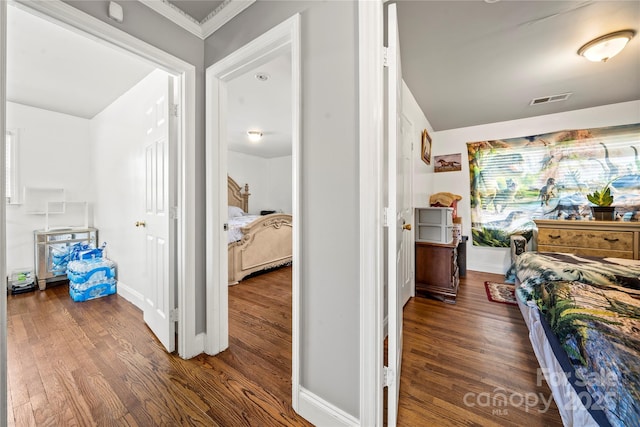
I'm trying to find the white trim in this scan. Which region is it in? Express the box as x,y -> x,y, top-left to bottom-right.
10,0 -> 199,360
358,1 -> 384,426
469,259 -> 506,275
116,280 -> 145,310
1,1 -> 8,424
139,0 -> 202,38
201,1 -> 256,39
205,11 -> 302,412
4,129 -> 20,204
289,15 -> 302,412
204,67 -> 226,355
139,0 -> 256,40
297,387 -> 359,427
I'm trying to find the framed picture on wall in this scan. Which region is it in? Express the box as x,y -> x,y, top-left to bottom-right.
421,129 -> 432,165
434,153 -> 462,173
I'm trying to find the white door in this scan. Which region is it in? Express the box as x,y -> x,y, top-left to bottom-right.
140,75 -> 176,352
386,3 -> 409,426
400,114 -> 414,306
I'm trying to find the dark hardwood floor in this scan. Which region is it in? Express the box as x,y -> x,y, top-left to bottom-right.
7,268 -> 563,426
7,268 -> 309,426
397,270 -> 562,426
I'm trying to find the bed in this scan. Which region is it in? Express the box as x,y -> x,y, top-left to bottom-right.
227,176 -> 292,285
514,251 -> 640,427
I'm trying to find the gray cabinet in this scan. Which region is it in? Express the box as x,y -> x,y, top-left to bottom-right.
34,228 -> 98,290
415,207 -> 454,244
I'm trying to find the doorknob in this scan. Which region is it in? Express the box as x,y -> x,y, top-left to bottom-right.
403,224 -> 412,231
135,221 -> 146,228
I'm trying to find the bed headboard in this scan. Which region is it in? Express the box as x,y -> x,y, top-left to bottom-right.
228,175 -> 250,213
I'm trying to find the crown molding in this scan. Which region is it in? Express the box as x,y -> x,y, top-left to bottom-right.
201,0 -> 254,39
140,0 -> 256,40
139,0 -> 201,38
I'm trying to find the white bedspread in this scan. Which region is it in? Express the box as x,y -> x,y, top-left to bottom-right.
228,215 -> 260,243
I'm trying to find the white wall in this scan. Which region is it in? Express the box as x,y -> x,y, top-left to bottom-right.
431,100 -> 640,274
228,151 -> 292,214
267,156 -> 293,214
402,81 -> 434,207
90,69 -> 166,308
207,0 -> 361,419
64,0 -> 208,335
6,102 -> 93,272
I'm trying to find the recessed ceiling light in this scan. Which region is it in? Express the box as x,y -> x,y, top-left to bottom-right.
247,130 -> 263,142
578,30 -> 635,62
484,0 -> 501,3
255,72 -> 270,81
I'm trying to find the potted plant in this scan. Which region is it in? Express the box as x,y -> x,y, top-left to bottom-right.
587,185 -> 615,220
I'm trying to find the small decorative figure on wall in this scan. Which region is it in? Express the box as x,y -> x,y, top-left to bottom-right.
421,129 -> 432,165
434,153 -> 462,173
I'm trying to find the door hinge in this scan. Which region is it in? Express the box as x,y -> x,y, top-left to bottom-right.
169,206 -> 178,220
383,365 -> 395,387
383,207 -> 391,228
172,103 -> 179,117
169,308 -> 179,322
223,223 -> 229,231
383,46 -> 389,67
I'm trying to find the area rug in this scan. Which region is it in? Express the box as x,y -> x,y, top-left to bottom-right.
484,281 -> 517,305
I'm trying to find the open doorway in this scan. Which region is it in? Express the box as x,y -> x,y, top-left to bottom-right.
3,1 -> 197,357
225,49 -> 294,403
205,13 -> 301,407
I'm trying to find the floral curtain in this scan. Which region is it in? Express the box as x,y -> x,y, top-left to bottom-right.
467,123 -> 640,247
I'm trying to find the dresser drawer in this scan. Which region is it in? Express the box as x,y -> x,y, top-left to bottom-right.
534,219 -> 640,260
537,227 -> 633,251
537,244 -> 633,259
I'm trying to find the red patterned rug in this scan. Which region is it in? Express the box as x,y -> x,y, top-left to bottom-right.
484,281 -> 517,305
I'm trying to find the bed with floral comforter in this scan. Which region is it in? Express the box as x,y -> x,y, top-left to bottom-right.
515,251 -> 640,427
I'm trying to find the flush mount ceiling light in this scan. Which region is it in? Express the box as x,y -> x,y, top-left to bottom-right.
578,30 -> 635,62
255,72 -> 270,82
247,131 -> 263,142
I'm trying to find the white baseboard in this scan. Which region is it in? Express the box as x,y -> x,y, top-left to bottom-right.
467,261 -> 508,275
116,280 -> 144,310
297,387 -> 359,427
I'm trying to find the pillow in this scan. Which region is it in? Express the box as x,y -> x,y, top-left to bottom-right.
228,206 -> 245,218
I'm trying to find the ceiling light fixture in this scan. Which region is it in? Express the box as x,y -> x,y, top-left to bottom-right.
247,131 -> 263,142
255,72 -> 270,81
578,30 -> 635,62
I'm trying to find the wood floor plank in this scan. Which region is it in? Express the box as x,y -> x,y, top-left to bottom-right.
396,270 -> 563,426
7,267 -> 563,426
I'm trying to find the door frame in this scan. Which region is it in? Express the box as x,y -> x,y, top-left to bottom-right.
1,1 -> 7,423
1,0 -> 198,358
358,0 -> 385,425
204,14 -> 301,407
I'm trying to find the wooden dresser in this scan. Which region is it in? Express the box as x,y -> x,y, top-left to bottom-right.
534,219 -> 640,260
415,240 -> 459,303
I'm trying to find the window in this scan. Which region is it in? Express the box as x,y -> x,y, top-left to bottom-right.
5,130 -> 20,204
467,123 -> 640,247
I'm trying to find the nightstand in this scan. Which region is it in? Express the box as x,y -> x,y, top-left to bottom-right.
415,240 -> 459,303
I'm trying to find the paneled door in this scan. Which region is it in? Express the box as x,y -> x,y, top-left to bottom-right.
400,114 -> 414,307
140,75 -> 177,353
386,3 -> 408,426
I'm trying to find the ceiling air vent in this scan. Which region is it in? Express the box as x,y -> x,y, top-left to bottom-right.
530,93 -> 572,106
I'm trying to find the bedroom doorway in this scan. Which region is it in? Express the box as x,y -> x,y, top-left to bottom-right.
1,1 -> 197,358
205,14 -> 301,408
